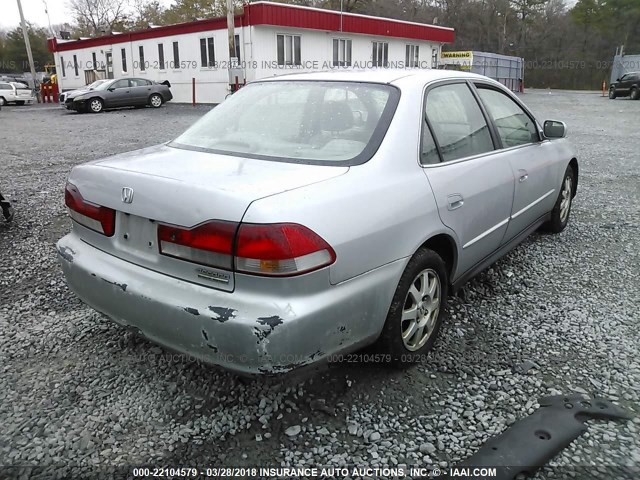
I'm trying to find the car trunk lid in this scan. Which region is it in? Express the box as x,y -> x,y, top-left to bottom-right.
15,86 -> 33,98
67,144 -> 348,290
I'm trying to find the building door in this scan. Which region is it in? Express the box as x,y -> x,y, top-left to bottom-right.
105,52 -> 114,79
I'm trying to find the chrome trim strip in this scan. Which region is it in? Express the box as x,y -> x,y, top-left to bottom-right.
463,217 -> 510,249
511,189 -> 555,220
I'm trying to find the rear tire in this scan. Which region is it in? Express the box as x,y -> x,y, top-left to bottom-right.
631,88 -> 639,100
377,248 -> 448,366
149,93 -> 163,108
88,98 -> 103,113
609,88 -> 616,99
542,165 -> 575,234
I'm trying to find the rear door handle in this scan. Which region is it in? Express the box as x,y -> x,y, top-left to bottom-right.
447,194 -> 464,211
518,169 -> 529,183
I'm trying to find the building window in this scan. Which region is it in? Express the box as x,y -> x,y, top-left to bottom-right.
332,38 -> 352,66
60,56 -> 66,77
121,48 -> 127,72
200,37 -> 215,67
372,41 -> 388,67
92,52 -> 97,69
277,34 -> 301,66
234,34 -> 241,63
172,41 -> 180,68
73,55 -> 79,76
139,45 -> 145,71
406,44 -> 419,68
158,44 -> 165,70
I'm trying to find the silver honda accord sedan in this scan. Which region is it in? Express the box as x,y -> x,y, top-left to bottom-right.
57,70 -> 578,374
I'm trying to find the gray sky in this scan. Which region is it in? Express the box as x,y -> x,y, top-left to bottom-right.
2,0 -> 580,32
0,0 -> 175,31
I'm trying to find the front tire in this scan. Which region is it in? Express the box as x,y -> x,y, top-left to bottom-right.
543,165 -> 575,233
378,248 -> 448,366
609,88 -> 616,99
149,93 -> 163,108
631,88 -> 639,100
88,98 -> 104,113
0,97 -> 6,106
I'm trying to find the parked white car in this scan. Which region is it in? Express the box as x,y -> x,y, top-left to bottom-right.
0,82 -> 35,106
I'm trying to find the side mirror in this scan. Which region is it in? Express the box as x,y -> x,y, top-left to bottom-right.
543,120 -> 567,139
107,87 -> 115,92
616,78 -> 621,82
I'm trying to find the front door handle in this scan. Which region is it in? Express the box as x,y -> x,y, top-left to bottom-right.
447,193 -> 464,211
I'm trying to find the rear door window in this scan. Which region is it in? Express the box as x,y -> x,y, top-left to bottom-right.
425,83 -> 494,162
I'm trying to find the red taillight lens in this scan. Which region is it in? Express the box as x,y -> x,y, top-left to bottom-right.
157,220 -> 335,277
65,183 -> 115,236
235,223 -> 336,276
158,221 -> 237,269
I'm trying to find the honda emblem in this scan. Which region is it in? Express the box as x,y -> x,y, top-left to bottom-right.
121,187 -> 134,204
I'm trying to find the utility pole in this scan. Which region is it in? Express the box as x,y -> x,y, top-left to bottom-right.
16,0 -> 39,99
227,0 -> 236,63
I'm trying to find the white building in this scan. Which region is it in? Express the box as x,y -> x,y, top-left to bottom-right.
47,1 -> 455,104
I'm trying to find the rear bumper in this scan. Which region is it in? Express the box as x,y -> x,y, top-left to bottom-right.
57,232 -> 405,375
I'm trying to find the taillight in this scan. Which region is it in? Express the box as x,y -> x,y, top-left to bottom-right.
235,223 -> 336,276
65,182 -> 115,236
158,221 -> 236,269
157,220 -> 335,276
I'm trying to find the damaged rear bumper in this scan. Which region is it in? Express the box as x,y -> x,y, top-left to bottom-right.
56,232 -> 405,375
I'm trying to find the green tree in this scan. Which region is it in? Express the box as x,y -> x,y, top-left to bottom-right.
1,25 -> 52,73
130,0 -> 166,29
162,0 -> 242,24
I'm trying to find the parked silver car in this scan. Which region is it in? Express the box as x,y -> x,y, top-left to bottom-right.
57,70 -> 578,374
65,77 -> 172,113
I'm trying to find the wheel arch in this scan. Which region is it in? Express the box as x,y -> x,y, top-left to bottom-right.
568,157 -> 578,197
88,96 -> 104,110
416,233 -> 458,286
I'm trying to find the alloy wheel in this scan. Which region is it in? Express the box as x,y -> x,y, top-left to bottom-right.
90,99 -> 102,113
150,95 -> 162,107
401,268 -> 441,351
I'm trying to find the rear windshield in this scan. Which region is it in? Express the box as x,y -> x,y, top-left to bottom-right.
170,81 -> 399,165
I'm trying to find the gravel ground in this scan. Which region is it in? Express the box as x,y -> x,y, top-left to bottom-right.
0,92 -> 639,480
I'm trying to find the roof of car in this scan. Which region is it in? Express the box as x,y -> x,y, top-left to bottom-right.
257,69 -> 488,85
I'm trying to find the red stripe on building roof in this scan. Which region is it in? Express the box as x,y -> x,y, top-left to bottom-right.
248,2 -> 454,43
48,1 -> 453,53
